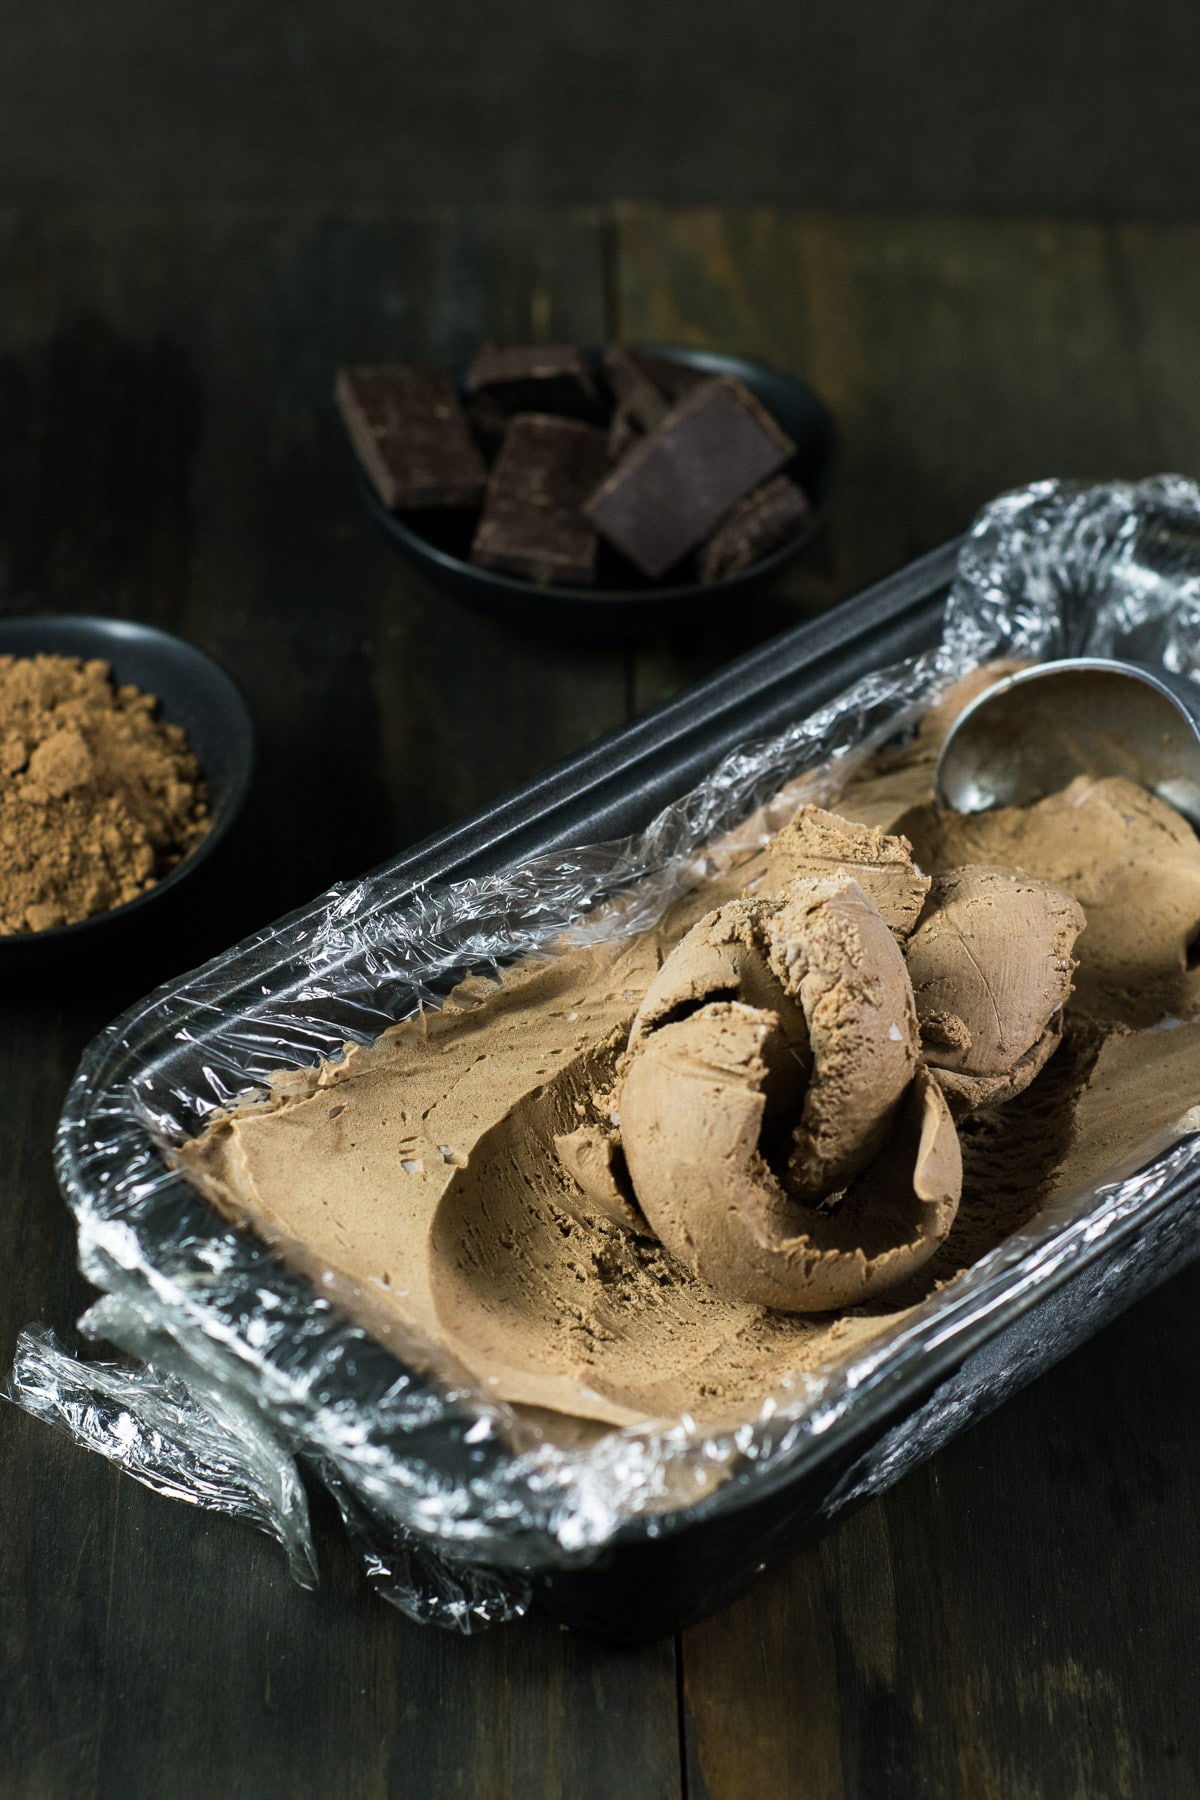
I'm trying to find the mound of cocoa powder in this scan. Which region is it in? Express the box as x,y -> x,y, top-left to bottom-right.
0,653 -> 209,935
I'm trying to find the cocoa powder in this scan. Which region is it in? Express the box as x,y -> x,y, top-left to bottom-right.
0,654 -> 209,934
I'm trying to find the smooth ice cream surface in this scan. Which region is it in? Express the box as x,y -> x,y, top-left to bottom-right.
179,678 -> 1200,1432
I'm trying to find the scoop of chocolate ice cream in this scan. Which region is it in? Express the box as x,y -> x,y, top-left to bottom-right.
895,775 -> 1200,1027
619,1001 -> 959,1311
763,875 -> 921,1199
616,873 -> 952,1311
905,866 -> 1085,1111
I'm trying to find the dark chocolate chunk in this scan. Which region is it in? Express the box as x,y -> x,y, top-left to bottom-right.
585,377 -> 796,579
604,345 -> 671,434
464,343 -> 601,420
698,474 -> 812,581
471,414 -> 609,585
335,366 -> 486,510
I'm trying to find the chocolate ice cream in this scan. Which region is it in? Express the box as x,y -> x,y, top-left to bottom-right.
607,867 -> 956,1311
761,875 -> 921,1200
178,671 -> 1200,1431
756,805 -> 931,940
896,775 -> 1200,1026
618,996 -> 958,1312
906,867 -> 1085,1111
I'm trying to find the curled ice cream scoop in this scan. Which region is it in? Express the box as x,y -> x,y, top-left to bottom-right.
619,1002 -> 960,1311
905,866 -> 1085,1112
616,873 -> 959,1311
562,894 -> 815,1237
764,875 -> 921,1199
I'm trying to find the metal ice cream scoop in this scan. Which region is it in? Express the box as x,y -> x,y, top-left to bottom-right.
934,657 -> 1200,827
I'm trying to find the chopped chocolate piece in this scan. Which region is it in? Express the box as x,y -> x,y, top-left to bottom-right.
603,348 -> 714,463
464,343 -> 601,420
335,366 -> 486,510
471,414 -> 609,585
698,474 -> 812,581
604,346 -> 671,434
585,377 -> 796,579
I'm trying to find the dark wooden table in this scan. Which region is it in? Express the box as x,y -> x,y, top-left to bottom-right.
3,204 -> 1200,1800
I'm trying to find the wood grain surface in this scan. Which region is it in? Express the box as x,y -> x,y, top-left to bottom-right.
2,204 -> 1200,1800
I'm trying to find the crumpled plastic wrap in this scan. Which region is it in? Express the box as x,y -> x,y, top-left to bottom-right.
9,473 -> 1200,1634
8,1317 -> 317,1586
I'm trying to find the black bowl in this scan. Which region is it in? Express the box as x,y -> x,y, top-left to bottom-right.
0,616 -> 255,972
356,345 -> 838,632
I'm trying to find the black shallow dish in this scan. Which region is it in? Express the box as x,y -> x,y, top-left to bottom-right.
356,345 -> 838,632
0,617 -> 255,973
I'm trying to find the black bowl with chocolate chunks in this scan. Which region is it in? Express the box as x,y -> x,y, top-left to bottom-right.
340,344 -> 836,631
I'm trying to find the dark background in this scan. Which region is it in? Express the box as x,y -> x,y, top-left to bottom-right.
3,0 -> 1198,216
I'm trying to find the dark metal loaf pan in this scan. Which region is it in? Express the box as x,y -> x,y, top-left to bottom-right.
60,538 -> 1200,1642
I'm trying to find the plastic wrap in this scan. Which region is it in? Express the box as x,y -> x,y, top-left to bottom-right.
8,1319 -> 316,1586
10,474 -> 1200,1633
